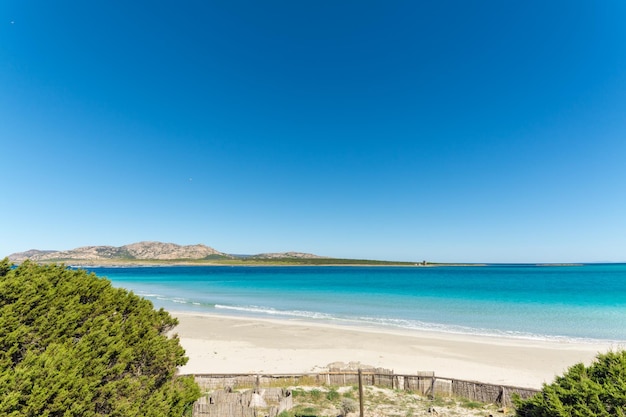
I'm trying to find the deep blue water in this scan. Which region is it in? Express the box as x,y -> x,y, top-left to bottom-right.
84,264 -> 626,342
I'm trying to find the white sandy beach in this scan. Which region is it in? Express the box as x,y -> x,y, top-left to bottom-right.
172,312 -> 620,389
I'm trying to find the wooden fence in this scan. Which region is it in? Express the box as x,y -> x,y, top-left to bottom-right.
191,370 -> 540,416
192,387 -> 293,417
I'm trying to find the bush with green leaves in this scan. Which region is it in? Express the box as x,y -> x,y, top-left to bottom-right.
514,350 -> 626,417
0,259 -> 200,416
326,388 -> 340,401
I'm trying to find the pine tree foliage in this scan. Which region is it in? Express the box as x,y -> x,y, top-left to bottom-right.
515,350 -> 626,417
0,259 -> 200,416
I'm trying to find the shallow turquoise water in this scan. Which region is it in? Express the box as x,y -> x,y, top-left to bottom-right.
85,264 -> 626,342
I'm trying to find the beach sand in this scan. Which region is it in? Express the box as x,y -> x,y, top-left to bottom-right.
172,312 -> 620,389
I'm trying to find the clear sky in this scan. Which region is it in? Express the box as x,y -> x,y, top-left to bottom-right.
2,1 -> 625,263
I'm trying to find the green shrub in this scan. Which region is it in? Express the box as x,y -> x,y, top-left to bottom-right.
298,405 -> 320,415
459,398 -> 484,409
291,388 -> 306,398
514,350 -> 626,416
326,388 -> 340,401
309,389 -> 322,401
0,260 -> 201,416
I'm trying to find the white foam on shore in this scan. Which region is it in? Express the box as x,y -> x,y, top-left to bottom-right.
209,303 -> 622,345
137,291 -> 625,345
215,304 -> 334,320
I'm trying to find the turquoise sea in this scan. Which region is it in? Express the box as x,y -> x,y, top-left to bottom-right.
85,264 -> 626,343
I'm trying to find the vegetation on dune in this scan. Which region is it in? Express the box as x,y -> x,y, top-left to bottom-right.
269,384 -> 504,417
0,258 -> 201,416
514,350 -> 626,417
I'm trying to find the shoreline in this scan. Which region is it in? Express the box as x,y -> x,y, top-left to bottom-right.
171,311 -> 619,389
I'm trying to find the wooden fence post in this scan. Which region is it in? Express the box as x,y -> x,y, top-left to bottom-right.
358,369 -> 364,417
431,375 -> 436,399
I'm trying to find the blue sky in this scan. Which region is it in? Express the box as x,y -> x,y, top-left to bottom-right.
2,1 -> 625,263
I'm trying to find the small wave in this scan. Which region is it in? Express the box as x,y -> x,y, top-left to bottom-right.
353,316 -> 609,343
211,306 -> 613,344
137,293 -> 161,298
215,304 -> 333,320
140,293 -> 214,309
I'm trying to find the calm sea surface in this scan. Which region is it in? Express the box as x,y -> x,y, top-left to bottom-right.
84,264 -> 626,343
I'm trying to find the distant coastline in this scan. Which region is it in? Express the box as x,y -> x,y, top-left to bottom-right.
6,240 -> 445,267
34,259 -> 476,268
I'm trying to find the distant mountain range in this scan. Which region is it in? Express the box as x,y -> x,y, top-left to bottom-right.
7,241 -> 325,264
7,241 -> 418,266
